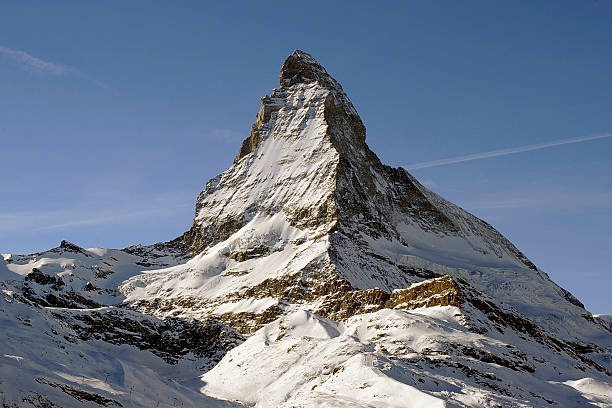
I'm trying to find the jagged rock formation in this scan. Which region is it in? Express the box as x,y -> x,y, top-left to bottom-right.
1,50 -> 611,407
131,50 -> 595,341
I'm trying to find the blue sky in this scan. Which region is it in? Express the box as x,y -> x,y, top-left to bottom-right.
1,1 -> 610,312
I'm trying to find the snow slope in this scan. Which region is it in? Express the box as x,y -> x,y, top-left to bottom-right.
202,308 -> 611,407
0,289 -> 242,407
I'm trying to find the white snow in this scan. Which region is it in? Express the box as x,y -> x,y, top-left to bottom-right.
0,290 -> 240,408
200,307 -> 612,407
213,297 -> 277,314
562,378 -> 612,407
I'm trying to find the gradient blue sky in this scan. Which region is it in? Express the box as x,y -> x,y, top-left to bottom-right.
1,1 -> 610,313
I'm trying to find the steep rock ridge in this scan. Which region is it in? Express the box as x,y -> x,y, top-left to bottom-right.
185,80 -> 339,252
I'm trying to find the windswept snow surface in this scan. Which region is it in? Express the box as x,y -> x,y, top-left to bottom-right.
120,212 -> 327,307
202,308 -> 612,407
562,378 -> 612,407
0,289 -> 241,408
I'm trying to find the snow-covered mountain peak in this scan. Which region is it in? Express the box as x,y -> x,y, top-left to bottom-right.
279,49 -> 366,145
177,52 -> 579,316
185,51 -> 371,258
2,50 -> 610,407
280,49 -> 340,90
164,51 -> 601,344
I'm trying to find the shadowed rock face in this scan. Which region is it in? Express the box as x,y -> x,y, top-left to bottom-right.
55,308 -> 243,367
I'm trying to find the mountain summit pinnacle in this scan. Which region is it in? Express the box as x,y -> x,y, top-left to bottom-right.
280,50 -> 343,91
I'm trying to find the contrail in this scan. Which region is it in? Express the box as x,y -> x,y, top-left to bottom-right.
0,44 -> 110,90
406,133 -> 612,170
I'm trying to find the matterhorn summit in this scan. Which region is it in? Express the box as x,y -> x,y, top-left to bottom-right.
1,50 -> 611,407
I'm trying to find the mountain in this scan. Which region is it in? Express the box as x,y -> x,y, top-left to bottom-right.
1,50 -> 611,408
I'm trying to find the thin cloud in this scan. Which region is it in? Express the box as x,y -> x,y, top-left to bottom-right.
36,205 -> 193,232
0,190 -> 195,235
406,133 -> 612,170
0,204 -> 192,235
0,44 -> 110,89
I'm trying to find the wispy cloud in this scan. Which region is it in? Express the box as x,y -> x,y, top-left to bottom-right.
0,189 -> 195,235
0,205 -> 190,235
406,133 -> 612,170
36,205 -> 193,231
0,44 -> 110,89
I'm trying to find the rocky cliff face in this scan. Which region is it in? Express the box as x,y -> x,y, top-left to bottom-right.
1,50 -> 610,407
